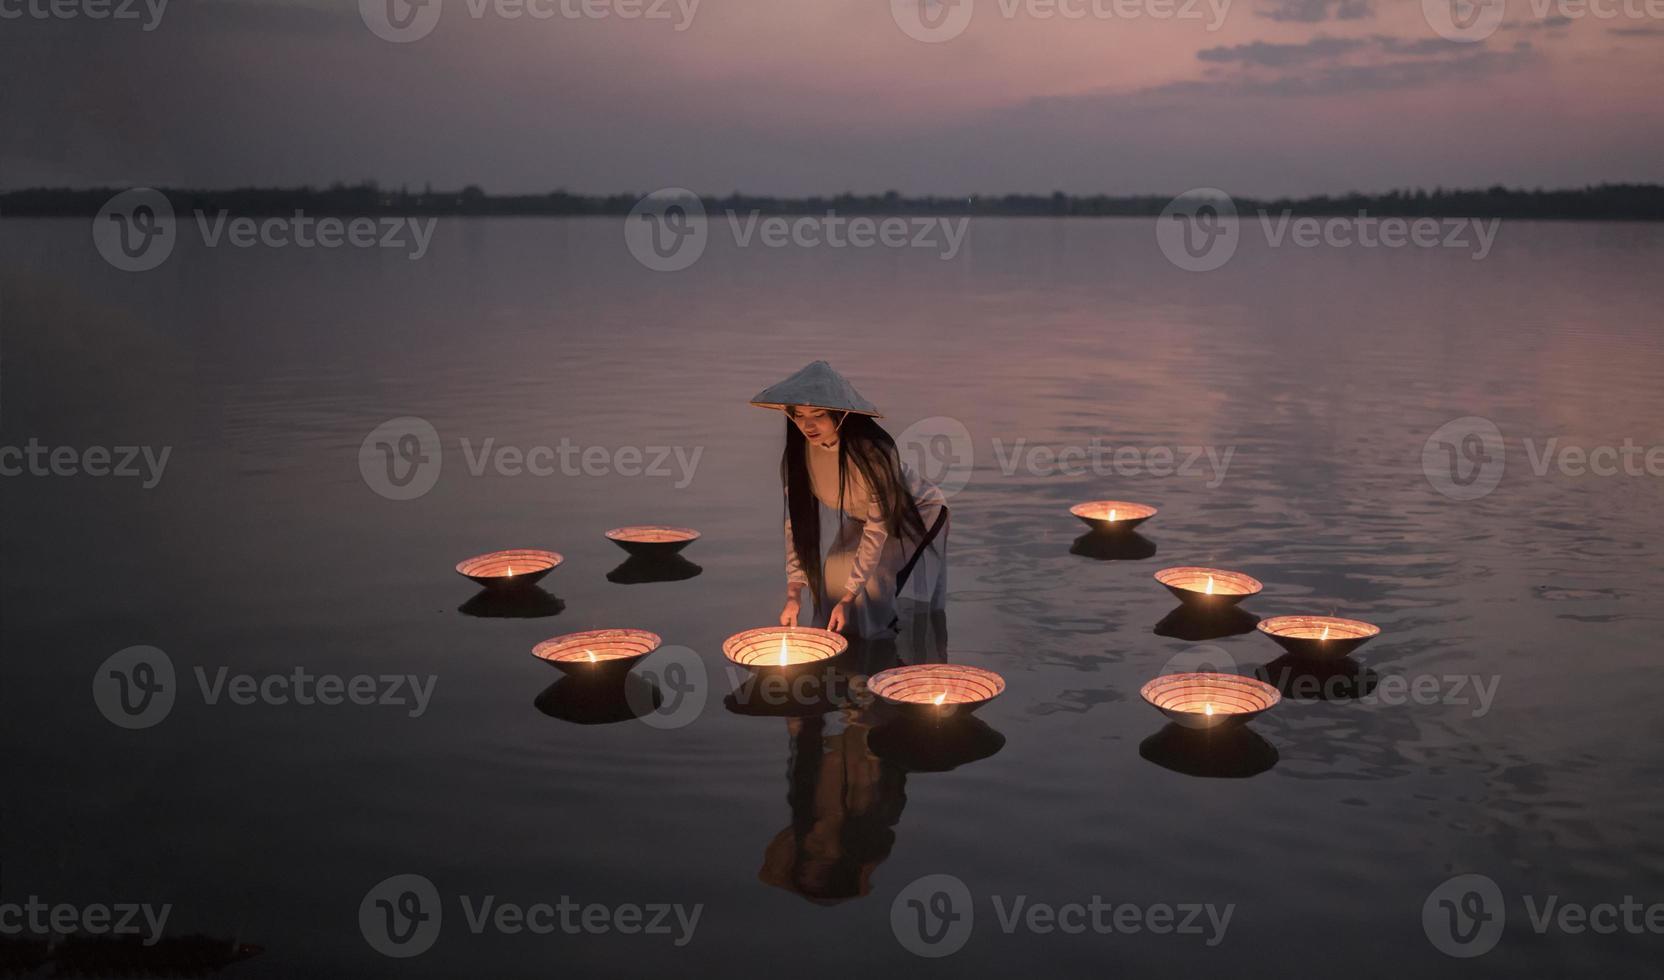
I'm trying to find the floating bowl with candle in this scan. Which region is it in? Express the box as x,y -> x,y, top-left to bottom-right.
1069,500 -> 1157,534
1139,672 -> 1281,730
1154,566 -> 1263,608
868,664 -> 1006,719
455,549 -> 563,590
604,525 -> 701,558
1256,615 -> 1380,660
531,628 -> 661,677
722,626 -> 847,672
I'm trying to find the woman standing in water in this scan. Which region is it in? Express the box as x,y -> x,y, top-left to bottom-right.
750,361 -> 948,639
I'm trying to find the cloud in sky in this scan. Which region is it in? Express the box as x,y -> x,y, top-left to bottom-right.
0,0 -> 1659,196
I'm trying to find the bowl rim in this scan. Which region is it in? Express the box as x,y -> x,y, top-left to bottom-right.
1255,615 -> 1381,639
1153,565 -> 1265,596
531,627 -> 663,664
455,548 -> 565,577
1068,500 -> 1159,520
868,663 -> 1008,706
1138,671 -> 1283,714
721,625 -> 849,666
603,525 -> 702,543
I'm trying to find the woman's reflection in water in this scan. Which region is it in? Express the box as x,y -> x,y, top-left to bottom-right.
758,712 -> 907,904
755,608 -> 951,904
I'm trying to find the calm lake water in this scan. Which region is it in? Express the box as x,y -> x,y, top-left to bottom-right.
3,215 -> 1663,977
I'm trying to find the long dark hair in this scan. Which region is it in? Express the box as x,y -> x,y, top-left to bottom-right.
783,411 -> 929,613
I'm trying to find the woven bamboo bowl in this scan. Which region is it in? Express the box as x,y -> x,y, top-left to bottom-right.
1257,615 -> 1380,660
604,525 -> 701,557
1070,500 -> 1157,534
1155,566 -> 1263,608
868,664 -> 1006,719
1140,672 -> 1281,730
455,549 -> 563,590
532,628 -> 661,676
722,626 -> 847,671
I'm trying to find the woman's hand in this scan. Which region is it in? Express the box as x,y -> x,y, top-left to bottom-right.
827,598 -> 851,633
779,596 -> 800,627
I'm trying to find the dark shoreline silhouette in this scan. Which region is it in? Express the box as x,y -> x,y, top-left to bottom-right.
5,182 -> 1664,220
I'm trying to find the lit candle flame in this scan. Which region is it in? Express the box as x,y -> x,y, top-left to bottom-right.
1320,624 -> 1330,641
1205,575 -> 1215,595
1107,507 -> 1117,522
586,649 -> 597,663
933,692 -> 946,706
506,565 -> 515,576
1205,703 -> 1215,717
778,635 -> 789,667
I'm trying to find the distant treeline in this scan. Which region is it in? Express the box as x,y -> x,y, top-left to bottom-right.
5,182 -> 1664,220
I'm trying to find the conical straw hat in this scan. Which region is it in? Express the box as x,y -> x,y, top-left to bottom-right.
749,361 -> 883,418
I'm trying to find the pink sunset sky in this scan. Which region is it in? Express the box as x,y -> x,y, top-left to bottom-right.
2,0 -> 1661,195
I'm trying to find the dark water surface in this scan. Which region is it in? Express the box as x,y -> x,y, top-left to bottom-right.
4,217 -> 1664,977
